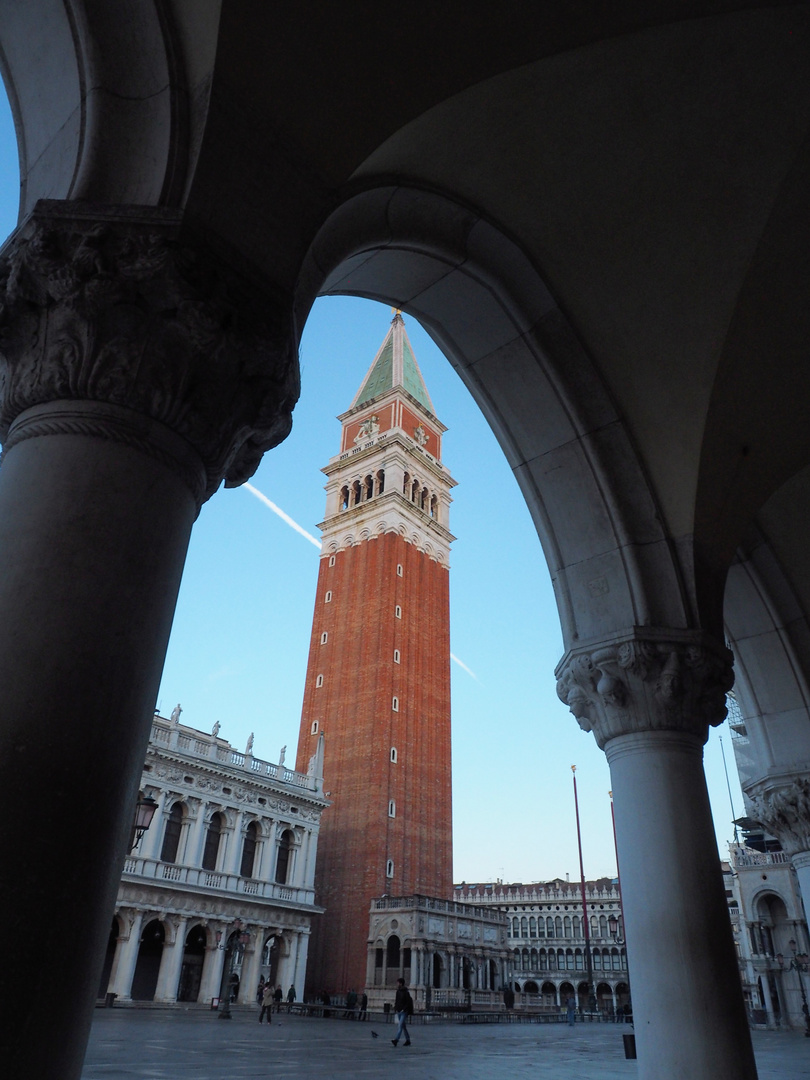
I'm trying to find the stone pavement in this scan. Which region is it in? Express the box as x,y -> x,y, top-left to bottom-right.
81,1010 -> 810,1079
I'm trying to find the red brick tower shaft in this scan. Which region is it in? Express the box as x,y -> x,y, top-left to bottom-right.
295,314 -> 455,995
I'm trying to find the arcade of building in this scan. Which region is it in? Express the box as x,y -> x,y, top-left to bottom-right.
4,7 -> 810,1080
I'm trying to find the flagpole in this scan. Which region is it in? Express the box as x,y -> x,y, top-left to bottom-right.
572,765 -> 596,1013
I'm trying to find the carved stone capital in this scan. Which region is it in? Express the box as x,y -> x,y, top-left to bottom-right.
0,202 -> 299,502
747,773 -> 810,856
555,628 -> 733,749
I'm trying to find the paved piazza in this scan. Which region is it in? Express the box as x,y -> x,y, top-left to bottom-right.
82,1010 -> 810,1079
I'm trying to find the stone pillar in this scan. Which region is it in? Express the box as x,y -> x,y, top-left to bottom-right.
154,916 -> 188,1002
240,928 -> 264,1006
109,910 -> 145,1001
139,789 -> 169,862
556,629 -> 757,1080
0,203 -> 298,1080
294,930 -> 310,996
198,926 -> 227,1006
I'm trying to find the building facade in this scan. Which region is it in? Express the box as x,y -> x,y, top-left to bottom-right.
100,712 -> 327,1006
296,313 -> 456,994
365,894 -> 510,1012
456,879 -> 630,1014
725,841 -> 810,1032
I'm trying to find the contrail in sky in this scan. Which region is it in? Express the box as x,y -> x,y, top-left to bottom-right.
242,482 -> 322,549
451,653 -> 480,682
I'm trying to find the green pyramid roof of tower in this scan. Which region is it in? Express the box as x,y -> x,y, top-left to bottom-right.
352,313 -> 435,415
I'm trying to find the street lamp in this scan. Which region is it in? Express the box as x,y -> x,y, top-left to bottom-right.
217,920 -> 250,1020
777,939 -> 810,1037
129,793 -> 158,852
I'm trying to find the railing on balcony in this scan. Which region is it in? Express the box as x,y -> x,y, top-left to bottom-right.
372,894 -> 508,922
732,849 -> 791,868
150,721 -> 316,790
121,855 -> 316,907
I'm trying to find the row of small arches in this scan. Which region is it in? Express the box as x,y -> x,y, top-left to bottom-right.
159,803 -> 295,884
338,471 -> 440,522
512,914 -> 623,939
340,471 -> 385,510
513,947 -> 627,972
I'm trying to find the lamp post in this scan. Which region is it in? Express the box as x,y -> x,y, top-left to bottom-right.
777,939 -> 810,1037
129,793 -> 158,852
217,920 -> 250,1020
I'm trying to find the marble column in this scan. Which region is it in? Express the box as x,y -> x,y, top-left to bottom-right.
0,202 -> 298,1080
557,629 -> 757,1080
240,929 -> 264,1005
293,930 -> 310,996
198,926 -> 227,1006
154,916 -> 188,1002
108,910 -> 145,1001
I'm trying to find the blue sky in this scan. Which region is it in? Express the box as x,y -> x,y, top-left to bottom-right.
0,89 -> 745,883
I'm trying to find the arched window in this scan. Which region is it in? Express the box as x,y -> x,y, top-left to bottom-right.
547,917 -> 554,937
316,674 -> 324,687
529,916 -> 537,937
388,800 -> 396,817
564,916 -> 572,937
201,811 -> 222,871
575,948 -> 584,970
393,649 -> 400,663
411,479 -> 419,502
387,935 -> 401,968
599,915 -> 608,938
430,494 -> 438,519
392,696 -> 399,711
593,949 -> 602,970
386,859 -> 394,878
512,917 -> 520,937
377,469 -> 385,495
364,474 -> 373,500
402,471 -> 410,495
329,554 -> 336,566
522,948 -> 529,970
537,917 -> 545,938
324,591 -> 332,603
591,915 -> 599,936
396,563 -> 403,577
521,917 -> 528,938
310,720 -> 319,735
539,949 -> 547,970
340,486 -> 349,511
573,915 -> 581,937
275,829 -> 294,884
554,916 -> 562,937
395,605 -> 402,619
421,487 -> 428,509
390,747 -> 397,763
352,480 -> 362,505
160,802 -> 184,864
240,821 -> 258,878
320,632 -> 328,644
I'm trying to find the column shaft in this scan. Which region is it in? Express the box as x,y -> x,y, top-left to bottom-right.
608,731 -> 757,1079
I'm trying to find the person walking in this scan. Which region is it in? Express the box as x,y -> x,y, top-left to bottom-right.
358,992 -> 368,1021
391,978 -> 413,1047
346,988 -> 357,1019
566,994 -> 576,1027
286,984 -> 297,1011
256,975 -> 266,1005
259,983 -> 274,1024
273,984 -> 283,1012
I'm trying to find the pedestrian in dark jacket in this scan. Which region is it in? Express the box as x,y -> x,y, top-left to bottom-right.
391,978 -> 413,1046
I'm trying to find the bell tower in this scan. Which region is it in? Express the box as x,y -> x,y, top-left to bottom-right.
295,313 -> 456,994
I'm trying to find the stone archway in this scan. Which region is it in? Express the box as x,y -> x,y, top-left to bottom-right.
177,925 -> 206,1002
131,919 -> 164,1001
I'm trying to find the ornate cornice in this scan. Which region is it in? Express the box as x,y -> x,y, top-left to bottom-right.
555,628 -> 733,749
747,774 -> 810,856
0,202 -> 299,503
